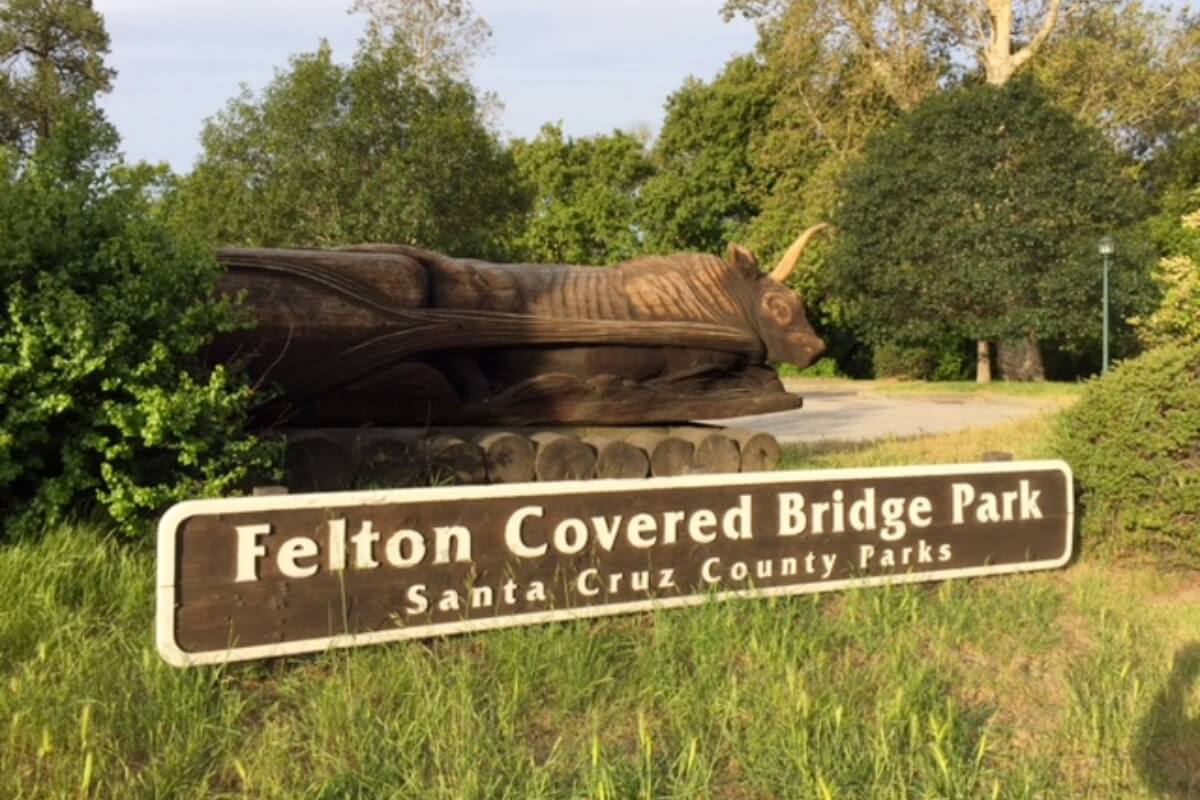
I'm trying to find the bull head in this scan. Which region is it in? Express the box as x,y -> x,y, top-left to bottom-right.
725,224 -> 829,368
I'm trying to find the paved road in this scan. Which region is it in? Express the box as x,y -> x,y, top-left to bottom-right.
711,388 -> 1056,445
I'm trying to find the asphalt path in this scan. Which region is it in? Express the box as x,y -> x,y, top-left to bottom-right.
711,385 -> 1057,445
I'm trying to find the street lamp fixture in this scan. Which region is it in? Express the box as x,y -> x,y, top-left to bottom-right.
1098,236 -> 1114,374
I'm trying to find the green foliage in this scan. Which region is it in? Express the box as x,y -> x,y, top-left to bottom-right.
1147,127 -> 1200,205
639,56 -> 772,254
172,40 -> 523,256
774,356 -> 844,379
1055,344 -> 1200,565
0,0 -> 114,151
869,338 -> 968,381
828,78 -> 1155,353
0,111 -> 276,537
800,356 -> 843,378
349,0 -> 492,83
727,0 -> 941,263
872,343 -> 934,380
1134,191 -> 1200,348
1031,0 -> 1200,161
509,123 -> 654,264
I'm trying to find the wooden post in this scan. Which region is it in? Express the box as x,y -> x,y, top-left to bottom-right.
727,430 -> 782,473
673,428 -> 741,474
359,438 -> 423,488
585,435 -> 651,479
425,434 -> 487,485
626,432 -> 695,477
530,433 -> 597,482
475,432 -> 536,484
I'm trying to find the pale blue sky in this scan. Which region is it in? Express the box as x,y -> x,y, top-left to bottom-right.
92,0 -> 759,173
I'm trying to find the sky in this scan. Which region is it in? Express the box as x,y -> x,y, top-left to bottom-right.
92,0 -> 759,174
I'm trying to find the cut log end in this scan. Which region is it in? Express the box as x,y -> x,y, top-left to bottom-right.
426,434 -> 487,485
531,433 -> 597,482
626,432 -> 695,477
729,431 -> 782,473
674,429 -> 741,475
476,432 -> 537,483
585,436 -> 651,480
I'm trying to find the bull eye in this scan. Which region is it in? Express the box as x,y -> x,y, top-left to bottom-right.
763,292 -> 793,325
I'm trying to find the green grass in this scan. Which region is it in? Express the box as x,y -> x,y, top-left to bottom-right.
4,416 -> 1200,798
862,379 -> 1086,402
776,372 -> 1086,405
779,411 -> 1062,470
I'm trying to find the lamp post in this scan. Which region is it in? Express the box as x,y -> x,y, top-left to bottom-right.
1098,235 -> 1114,375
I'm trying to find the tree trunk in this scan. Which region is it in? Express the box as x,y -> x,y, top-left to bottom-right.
976,340 -> 992,384
997,332 -> 1046,381
980,0 -> 1062,87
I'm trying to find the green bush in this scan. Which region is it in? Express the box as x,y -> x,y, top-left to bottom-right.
872,344 -> 934,380
776,357 -> 844,379
800,357 -> 844,378
1055,344 -> 1200,564
0,112 -> 277,538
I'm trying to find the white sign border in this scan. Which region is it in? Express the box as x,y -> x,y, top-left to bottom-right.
157,460 -> 1075,667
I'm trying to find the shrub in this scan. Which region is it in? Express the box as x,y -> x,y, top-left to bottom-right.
872,344 -> 933,380
1054,344 -> 1200,564
0,112 -> 278,538
1133,194 -> 1200,348
800,357 -> 844,378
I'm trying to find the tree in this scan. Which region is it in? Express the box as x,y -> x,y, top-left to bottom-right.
172,40 -> 524,257
1134,190 -> 1200,349
0,108 -> 274,537
509,124 -> 654,264
940,0 -> 1063,86
0,0 -> 113,151
348,0 -> 490,82
725,0 -> 1079,380
639,56 -> 774,255
1032,0 -> 1200,160
725,0 -> 1064,95
826,79 -> 1154,375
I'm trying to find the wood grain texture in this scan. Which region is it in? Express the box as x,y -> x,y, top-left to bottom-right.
626,433 -> 695,478
585,435 -> 651,480
674,429 -> 741,475
213,245 -> 822,426
425,435 -> 487,485
476,432 -> 537,484
531,433 -> 597,482
728,430 -> 783,473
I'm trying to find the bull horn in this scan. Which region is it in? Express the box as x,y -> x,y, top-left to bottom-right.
769,223 -> 829,283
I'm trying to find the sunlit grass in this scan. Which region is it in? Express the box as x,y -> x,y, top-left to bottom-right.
777,372 -> 1086,405
780,410 -> 1062,470
3,416 -> 1198,798
864,379 -> 1086,403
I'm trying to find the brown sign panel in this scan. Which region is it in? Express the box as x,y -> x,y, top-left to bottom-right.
157,461 -> 1074,667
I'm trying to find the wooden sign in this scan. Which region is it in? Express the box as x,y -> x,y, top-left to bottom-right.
157,461 -> 1074,667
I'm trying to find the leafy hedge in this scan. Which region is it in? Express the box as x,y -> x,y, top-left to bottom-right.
0,113 -> 277,538
1055,344 -> 1200,564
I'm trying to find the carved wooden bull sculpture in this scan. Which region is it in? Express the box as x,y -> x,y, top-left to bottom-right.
214,226 -> 827,426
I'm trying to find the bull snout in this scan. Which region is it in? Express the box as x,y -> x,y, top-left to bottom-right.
758,287 -> 826,369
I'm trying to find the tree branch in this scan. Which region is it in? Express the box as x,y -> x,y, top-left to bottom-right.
1011,0 -> 1064,71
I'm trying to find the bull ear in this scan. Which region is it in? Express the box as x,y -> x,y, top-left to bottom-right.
724,243 -> 759,280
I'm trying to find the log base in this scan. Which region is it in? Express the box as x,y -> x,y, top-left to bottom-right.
280,424 -> 784,491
